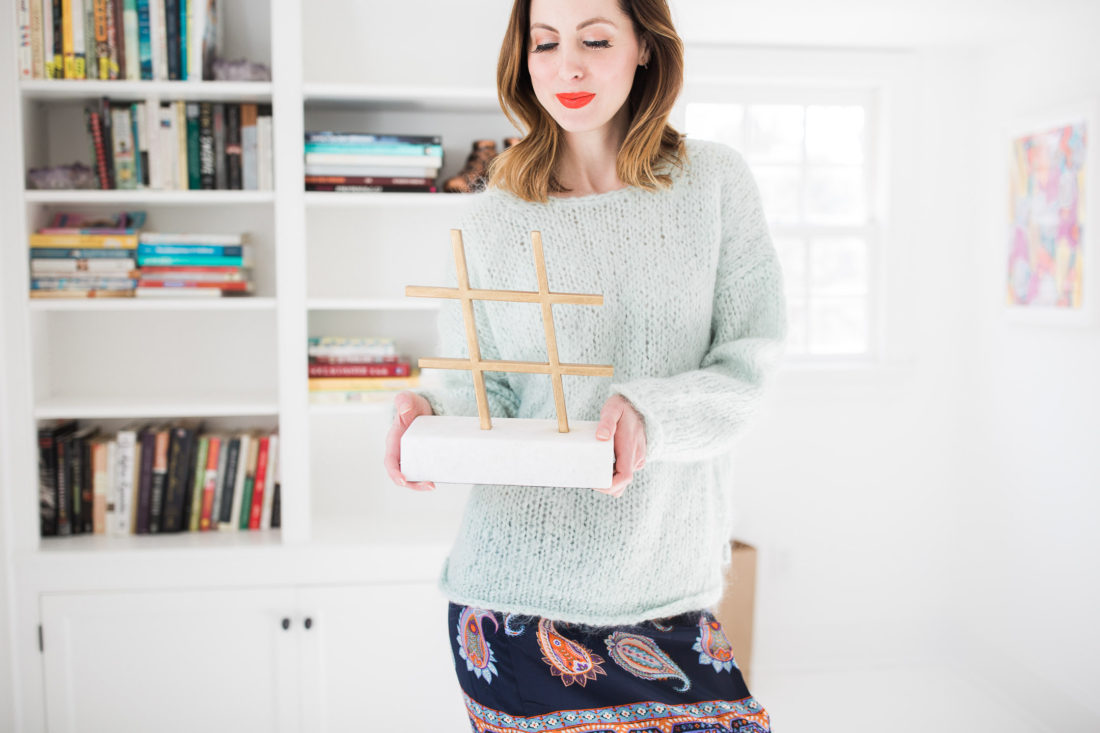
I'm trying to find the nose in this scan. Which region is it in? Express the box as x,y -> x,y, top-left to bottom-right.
557,44 -> 584,81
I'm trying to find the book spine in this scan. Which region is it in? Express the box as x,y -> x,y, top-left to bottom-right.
175,101 -> 188,189
237,435 -> 258,529
188,435 -> 208,531
164,0 -> 178,79
136,0 -> 150,78
113,429 -> 137,535
217,436 -> 240,527
123,0 -> 139,80
61,0 -> 73,78
38,429 -> 59,536
257,109 -> 272,190
212,102 -> 226,189
199,102 -> 215,189
178,0 -> 187,79
260,434 -> 277,530
30,233 -> 138,248
50,0 -> 63,78
111,0 -> 125,78
225,103 -> 241,189
226,433 -> 250,531
84,0 -> 97,79
305,184 -> 437,193
199,436 -> 220,530
92,439 -> 107,533
308,361 -> 411,378
103,0 -> 119,78
55,433 -> 72,535
240,103 -> 257,191
103,439 -> 116,533
135,429 -> 155,533
148,428 -> 169,533
210,434 -> 228,527
99,97 -> 116,188
150,0 -> 166,80
134,102 -> 148,187
248,436 -> 268,530
186,102 -> 200,189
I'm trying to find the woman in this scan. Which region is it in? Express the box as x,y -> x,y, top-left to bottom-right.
384,0 -> 785,729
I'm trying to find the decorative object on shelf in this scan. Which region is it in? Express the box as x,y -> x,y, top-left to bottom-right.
401,229 -> 615,489
444,139 -> 498,193
1004,97 -> 1100,326
212,58 -> 272,82
25,162 -> 98,190
304,131 -> 442,193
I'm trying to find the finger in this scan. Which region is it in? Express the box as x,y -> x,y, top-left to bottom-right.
596,400 -> 624,440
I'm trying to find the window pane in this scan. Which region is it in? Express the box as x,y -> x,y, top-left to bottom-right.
810,237 -> 867,296
808,296 -> 868,354
685,103 -> 745,150
806,105 -> 865,165
805,166 -> 866,225
753,164 -> 801,226
772,236 -> 806,302
746,105 -> 804,164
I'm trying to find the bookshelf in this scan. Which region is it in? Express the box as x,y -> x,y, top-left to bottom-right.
1,0 -> 522,728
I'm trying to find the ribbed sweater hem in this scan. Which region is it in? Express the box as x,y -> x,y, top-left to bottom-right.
437,573 -> 725,629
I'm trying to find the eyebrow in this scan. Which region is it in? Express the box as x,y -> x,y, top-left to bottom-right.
530,17 -> 617,33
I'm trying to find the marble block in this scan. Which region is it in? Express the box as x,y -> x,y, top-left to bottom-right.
400,415 -> 615,488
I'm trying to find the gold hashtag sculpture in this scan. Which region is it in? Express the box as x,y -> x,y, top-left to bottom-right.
406,229 -> 614,433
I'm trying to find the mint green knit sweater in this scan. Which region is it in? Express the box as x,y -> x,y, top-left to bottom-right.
396,137 -> 787,627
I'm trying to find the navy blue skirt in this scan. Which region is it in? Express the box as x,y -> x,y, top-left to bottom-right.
448,601 -> 770,732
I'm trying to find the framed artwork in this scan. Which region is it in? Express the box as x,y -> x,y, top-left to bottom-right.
1004,98 -> 1099,326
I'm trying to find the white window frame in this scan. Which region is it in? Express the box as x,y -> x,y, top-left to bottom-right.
671,45 -> 919,377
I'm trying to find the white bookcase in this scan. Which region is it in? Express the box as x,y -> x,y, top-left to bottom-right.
0,1 -> 524,729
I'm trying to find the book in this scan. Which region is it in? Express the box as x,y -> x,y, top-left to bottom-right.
147,426 -> 170,532
223,432 -> 250,531
198,434 -> 221,530
241,103 -> 258,190
237,434 -> 259,529
247,435 -> 268,530
216,434 -> 240,528
260,434 -> 278,530
38,419 -> 78,537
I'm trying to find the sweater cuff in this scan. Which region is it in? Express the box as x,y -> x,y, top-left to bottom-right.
607,381 -> 666,464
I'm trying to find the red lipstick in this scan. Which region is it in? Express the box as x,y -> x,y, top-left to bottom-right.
556,92 -> 595,109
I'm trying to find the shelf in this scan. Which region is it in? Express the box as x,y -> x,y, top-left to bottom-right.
20,80 -> 274,102
34,393 -> 280,419
24,190 -> 276,205
302,83 -> 498,112
307,298 -> 440,311
29,297 -> 277,312
36,528 -> 283,553
303,191 -> 471,207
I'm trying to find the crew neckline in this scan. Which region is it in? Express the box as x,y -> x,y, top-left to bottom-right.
544,184 -> 638,203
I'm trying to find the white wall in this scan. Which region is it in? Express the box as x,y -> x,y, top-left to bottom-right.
941,14 -> 1100,730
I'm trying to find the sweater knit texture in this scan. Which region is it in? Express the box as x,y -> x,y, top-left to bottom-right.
395,137 -> 788,628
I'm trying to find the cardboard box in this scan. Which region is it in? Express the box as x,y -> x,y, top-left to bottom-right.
709,540 -> 757,688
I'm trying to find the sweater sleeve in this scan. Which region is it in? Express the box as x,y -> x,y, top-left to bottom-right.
390,206 -> 520,424
607,148 -> 788,464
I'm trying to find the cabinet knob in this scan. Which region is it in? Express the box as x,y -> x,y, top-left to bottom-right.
304,617 -> 313,630
281,617 -> 290,631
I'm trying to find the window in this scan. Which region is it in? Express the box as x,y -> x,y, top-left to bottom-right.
685,90 -> 880,361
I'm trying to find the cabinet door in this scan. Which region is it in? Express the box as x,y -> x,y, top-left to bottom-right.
298,582 -> 469,731
41,588 -> 299,733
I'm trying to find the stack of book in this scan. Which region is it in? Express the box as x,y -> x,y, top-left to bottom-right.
82,97 -> 273,191
308,337 -> 419,404
136,232 -> 254,297
28,211 -> 143,298
304,132 -> 442,193
18,0 -> 225,81
38,419 -> 280,538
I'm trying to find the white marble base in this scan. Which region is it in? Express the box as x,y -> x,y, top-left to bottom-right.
400,415 -> 615,488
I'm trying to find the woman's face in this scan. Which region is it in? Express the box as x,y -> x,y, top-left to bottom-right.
527,0 -> 648,136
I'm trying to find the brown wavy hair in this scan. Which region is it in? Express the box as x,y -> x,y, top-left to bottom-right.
487,0 -> 688,203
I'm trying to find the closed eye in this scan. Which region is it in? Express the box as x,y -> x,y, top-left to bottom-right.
532,40 -> 613,53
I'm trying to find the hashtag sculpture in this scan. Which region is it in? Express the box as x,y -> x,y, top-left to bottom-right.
405,229 -> 614,433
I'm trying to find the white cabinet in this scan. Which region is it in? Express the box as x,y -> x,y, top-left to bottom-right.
39,583 -> 469,733
299,583 -> 469,731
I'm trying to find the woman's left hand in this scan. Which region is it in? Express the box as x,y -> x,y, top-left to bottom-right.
593,394 -> 648,498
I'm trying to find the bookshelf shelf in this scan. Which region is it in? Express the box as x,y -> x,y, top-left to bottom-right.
303,191 -> 471,207
29,297 -> 277,312
306,298 -> 440,311
36,527 -> 283,553
33,393 -> 280,420
302,83 -> 498,112
20,79 -> 274,102
24,190 -> 276,204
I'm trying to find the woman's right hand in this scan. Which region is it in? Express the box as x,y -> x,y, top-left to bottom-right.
384,390 -> 436,491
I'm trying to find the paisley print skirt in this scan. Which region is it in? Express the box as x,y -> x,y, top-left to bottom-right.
447,601 -> 770,733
